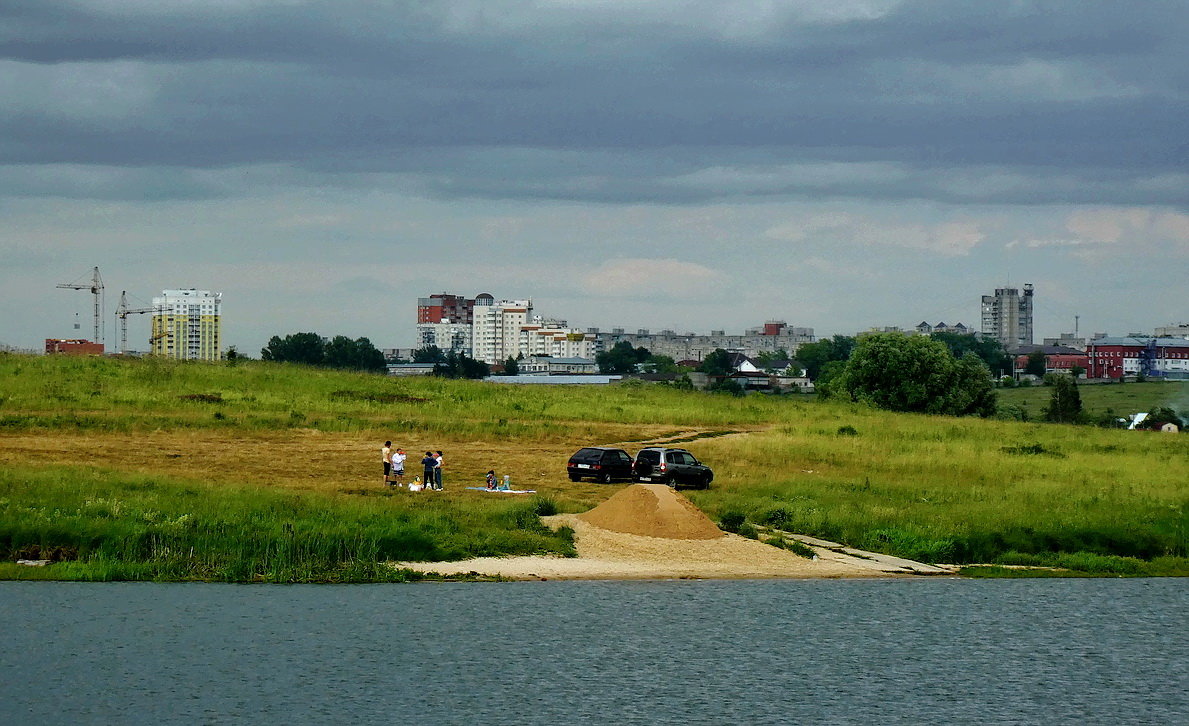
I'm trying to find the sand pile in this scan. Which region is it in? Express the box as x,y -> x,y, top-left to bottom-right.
576,484 -> 723,540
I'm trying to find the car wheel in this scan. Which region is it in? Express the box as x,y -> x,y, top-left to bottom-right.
568,474 -> 581,482
600,472 -> 613,484
666,476 -> 678,489
701,474 -> 712,489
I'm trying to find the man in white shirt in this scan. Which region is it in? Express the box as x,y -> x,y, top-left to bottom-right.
390,448 -> 407,487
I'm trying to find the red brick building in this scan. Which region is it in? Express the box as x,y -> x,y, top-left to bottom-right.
45,339 -> 104,355
1014,352 -> 1090,374
416,293 -> 482,325
1086,337 -> 1189,379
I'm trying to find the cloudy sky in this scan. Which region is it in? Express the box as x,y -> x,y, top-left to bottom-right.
2,0 -> 1186,353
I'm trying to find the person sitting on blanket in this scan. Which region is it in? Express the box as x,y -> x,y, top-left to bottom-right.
408,476 -> 423,492
485,470 -> 497,490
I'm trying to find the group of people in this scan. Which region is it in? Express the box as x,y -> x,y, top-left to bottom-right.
381,441 -> 444,491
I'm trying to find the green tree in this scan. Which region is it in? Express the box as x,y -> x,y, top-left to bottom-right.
597,341 -> 649,374
642,354 -> 680,374
930,332 -> 1012,377
698,348 -> 734,377
834,332 -> 996,416
1025,350 -> 1047,377
708,377 -> 744,396
754,349 -> 791,371
503,357 -> 520,375
1042,375 -> 1083,423
1135,406 -> 1182,430
433,351 -> 489,379
412,345 -> 445,363
795,335 -> 856,380
261,332 -> 325,365
814,359 -> 849,398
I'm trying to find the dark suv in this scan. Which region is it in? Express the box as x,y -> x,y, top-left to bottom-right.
632,447 -> 713,489
567,447 -> 635,483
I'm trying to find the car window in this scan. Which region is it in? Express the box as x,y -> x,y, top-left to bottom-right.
617,452 -> 632,463
574,448 -> 601,460
674,452 -> 693,465
638,451 -> 659,463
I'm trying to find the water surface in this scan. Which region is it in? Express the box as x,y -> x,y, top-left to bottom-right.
1,578 -> 1184,724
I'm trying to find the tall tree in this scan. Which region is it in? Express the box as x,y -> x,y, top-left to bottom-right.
597,341 -> 648,374
1043,375 -> 1083,423
698,348 -> 734,377
835,332 -> 996,417
1025,350 -> 1047,377
412,345 -> 445,363
796,335 -> 856,380
261,332 -> 325,365
930,332 -> 1012,377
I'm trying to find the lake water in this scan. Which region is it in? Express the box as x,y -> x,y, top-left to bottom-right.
1,578 -> 1185,725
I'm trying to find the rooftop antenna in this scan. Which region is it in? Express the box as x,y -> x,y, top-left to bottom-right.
57,266 -> 104,344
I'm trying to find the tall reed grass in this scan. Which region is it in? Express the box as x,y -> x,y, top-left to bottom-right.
0,466 -> 574,582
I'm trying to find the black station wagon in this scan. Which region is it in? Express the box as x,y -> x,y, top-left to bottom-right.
566,447 -> 635,483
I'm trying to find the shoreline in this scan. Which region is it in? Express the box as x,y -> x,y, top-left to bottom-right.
396,513 -> 946,581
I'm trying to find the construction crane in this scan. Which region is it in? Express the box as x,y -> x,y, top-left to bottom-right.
115,291 -> 163,354
57,266 -> 104,344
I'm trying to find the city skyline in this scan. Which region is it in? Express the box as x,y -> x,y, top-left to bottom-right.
2,2 -> 1186,352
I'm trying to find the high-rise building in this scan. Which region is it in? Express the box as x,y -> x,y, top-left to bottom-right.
472,298 -> 532,364
151,289 -> 223,360
417,293 -> 479,325
981,284 -> 1033,350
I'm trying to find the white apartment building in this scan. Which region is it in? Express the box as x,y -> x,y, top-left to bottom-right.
415,321 -> 473,356
518,321 -> 597,360
471,299 -> 532,364
151,289 -> 223,361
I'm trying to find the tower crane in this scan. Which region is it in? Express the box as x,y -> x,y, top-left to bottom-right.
114,291 -> 163,354
57,266 -> 104,344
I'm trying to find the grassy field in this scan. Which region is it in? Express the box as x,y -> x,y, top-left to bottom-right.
1,353 -> 1185,581
997,378 -> 1189,423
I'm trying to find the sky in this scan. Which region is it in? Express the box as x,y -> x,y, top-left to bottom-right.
2,0 -> 1186,354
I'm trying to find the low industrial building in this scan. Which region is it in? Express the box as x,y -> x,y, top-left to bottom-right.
1086,337 -> 1189,380
44,339 -> 104,355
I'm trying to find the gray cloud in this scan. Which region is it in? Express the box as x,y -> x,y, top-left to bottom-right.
1,1 -> 1185,208
2,2 -> 1187,352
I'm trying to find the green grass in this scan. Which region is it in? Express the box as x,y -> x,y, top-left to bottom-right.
1,353 -> 1186,580
997,379 -> 1189,423
0,466 -> 574,582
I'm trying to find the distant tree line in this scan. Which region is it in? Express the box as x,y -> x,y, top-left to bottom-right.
261,332 -> 386,372
410,345 -> 490,379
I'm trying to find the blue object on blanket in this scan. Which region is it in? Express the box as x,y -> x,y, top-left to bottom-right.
463,487 -> 537,494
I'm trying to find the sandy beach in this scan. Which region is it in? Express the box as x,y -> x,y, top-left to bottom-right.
397,484 -> 943,580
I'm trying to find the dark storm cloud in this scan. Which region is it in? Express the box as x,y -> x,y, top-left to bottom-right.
2,1 -> 1186,206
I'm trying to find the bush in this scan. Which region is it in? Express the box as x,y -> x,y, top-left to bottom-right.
718,511 -> 746,533
762,507 -> 793,528
836,424 -> 858,436
737,522 -> 759,539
